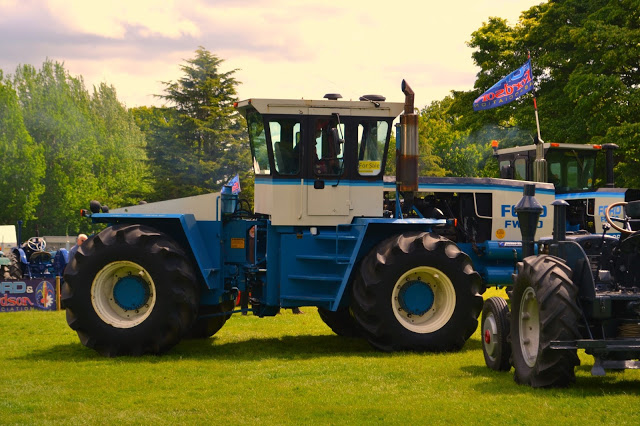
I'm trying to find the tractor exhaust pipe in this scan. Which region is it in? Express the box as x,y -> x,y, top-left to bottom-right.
515,184 -> 544,259
397,80 -> 418,193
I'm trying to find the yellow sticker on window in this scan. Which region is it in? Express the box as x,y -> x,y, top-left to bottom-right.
230,238 -> 245,249
358,161 -> 381,175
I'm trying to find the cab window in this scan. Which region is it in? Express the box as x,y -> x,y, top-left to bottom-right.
357,120 -> 388,176
269,119 -> 301,175
313,118 -> 345,176
514,157 -> 527,180
247,111 -> 269,175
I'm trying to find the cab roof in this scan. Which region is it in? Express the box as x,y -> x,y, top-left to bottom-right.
497,143 -> 601,155
235,98 -> 404,119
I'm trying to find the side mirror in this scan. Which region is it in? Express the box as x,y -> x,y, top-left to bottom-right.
500,165 -> 513,179
330,128 -> 344,154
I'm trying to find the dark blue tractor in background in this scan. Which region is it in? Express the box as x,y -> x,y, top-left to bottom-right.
2,236 -> 68,280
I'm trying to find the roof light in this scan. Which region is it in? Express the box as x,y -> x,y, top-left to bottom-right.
324,93 -> 342,101
491,140 -> 499,148
550,143 -> 560,147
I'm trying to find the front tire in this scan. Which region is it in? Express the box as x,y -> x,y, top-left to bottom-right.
62,224 -> 199,356
2,252 -> 22,279
351,232 -> 483,352
482,296 -> 511,371
511,255 -> 580,387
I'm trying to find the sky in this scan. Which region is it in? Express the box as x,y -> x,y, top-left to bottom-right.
0,0 -> 543,110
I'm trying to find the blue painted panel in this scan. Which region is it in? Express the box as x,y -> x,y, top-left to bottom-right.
90,212 -> 224,294
457,241 -> 538,286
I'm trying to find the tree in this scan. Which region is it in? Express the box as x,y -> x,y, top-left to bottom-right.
11,60 -> 151,236
131,105 -> 191,201
449,0 -> 639,186
0,76 -> 45,227
12,61 -> 101,236
90,83 -> 152,207
154,47 -> 251,201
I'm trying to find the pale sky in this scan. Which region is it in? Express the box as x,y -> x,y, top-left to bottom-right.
0,0 -> 543,110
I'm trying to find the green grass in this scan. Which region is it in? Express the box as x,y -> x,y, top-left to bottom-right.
1,290 -> 639,425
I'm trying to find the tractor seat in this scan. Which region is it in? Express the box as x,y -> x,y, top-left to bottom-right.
625,200 -> 640,219
29,251 -> 52,264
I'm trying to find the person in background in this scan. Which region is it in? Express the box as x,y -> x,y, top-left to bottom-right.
68,233 -> 88,259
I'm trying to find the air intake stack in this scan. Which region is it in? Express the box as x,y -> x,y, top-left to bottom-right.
397,80 -> 419,194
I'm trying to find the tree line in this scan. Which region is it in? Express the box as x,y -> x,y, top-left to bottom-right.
0,0 -> 637,238
0,48 -> 250,237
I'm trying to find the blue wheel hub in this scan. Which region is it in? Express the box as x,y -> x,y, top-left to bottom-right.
398,280 -> 434,316
113,276 -> 150,311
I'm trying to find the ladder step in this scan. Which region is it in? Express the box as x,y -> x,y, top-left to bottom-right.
313,234 -> 357,241
281,295 -> 336,302
296,254 -> 351,262
288,274 -> 343,282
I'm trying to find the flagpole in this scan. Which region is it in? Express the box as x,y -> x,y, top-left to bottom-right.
529,51 -> 547,182
529,52 -> 543,143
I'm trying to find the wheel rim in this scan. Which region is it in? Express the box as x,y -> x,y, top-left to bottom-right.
91,260 -> 156,328
519,286 -> 540,368
483,313 -> 498,360
391,266 -> 456,333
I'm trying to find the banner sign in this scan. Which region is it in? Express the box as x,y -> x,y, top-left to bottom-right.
0,279 -> 57,312
473,60 -> 534,111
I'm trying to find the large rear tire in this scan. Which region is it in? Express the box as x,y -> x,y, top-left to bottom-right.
62,224 -> 199,356
318,306 -> 362,338
351,232 -> 483,352
482,296 -> 511,371
511,255 -> 580,387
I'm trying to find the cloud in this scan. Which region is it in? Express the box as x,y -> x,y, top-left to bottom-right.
0,0 -> 541,108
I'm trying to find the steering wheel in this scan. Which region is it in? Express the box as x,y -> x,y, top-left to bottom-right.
27,237 -> 46,251
605,201 -> 632,234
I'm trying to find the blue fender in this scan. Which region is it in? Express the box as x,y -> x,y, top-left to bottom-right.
13,247 -> 28,265
53,249 -> 69,276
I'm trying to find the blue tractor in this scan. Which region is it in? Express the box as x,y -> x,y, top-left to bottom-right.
3,236 -> 68,280
63,81 -> 496,356
482,184 -> 640,386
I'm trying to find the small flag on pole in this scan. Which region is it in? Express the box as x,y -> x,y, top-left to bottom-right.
473,60 -> 534,111
227,173 -> 241,194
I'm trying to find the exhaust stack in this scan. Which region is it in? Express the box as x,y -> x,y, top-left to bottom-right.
397,80 -> 418,192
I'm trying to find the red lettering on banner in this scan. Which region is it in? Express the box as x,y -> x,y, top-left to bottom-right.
0,293 -> 34,307
481,69 -> 532,103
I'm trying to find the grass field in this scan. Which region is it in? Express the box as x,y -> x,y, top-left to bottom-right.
1,288 -> 639,425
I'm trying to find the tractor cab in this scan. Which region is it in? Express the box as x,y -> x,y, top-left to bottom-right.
496,142 -> 640,234
496,143 -> 603,194
236,96 -> 404,226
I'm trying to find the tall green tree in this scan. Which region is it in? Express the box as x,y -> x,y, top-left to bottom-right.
154,47 -> 251,200
0,74 -> 45,228
11,61 -> 151,236
450,0 -> 639,186
12,61 -> 101,236
131,105 -> 188,201
90,83 -> 152,207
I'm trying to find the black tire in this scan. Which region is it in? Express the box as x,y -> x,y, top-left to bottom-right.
186,300 -> 234,339
482,296 -> 511,371
351,232 -> 483,352
511,255 -> 580,388
3,252 -> 23,279
62,224 -> 199,356
318,306 -> 362,338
